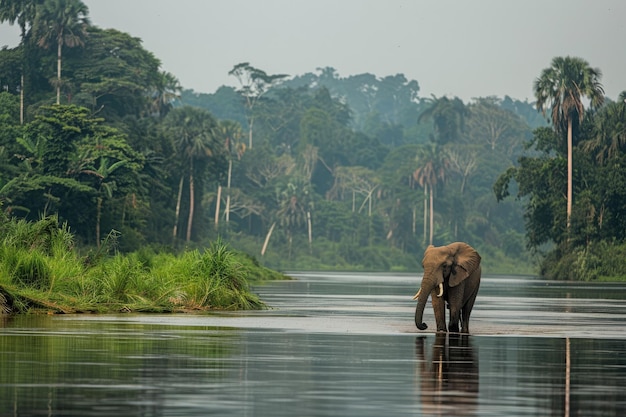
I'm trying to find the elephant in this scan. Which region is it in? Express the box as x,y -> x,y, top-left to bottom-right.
413,242 -> 481,333
415,334 -> 479,416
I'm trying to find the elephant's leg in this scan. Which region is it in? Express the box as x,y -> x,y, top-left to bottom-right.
430,289 -> 447,332
448,306 -> 461,333
447,286 -> 463,333
460,286 -> 479,334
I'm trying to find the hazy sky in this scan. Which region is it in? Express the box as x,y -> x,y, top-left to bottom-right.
1,0 -> 625,102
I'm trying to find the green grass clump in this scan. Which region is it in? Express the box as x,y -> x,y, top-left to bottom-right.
0,214 -> 284,314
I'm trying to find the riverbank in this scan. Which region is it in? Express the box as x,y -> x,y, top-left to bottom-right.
0,215 -> 287,315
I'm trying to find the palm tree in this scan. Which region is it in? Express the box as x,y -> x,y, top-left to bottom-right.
163,107 -> 217,242
534,56 -> 604,231
0,0 -> 43,123
32,0 -> 90,104
150,71 -> 182,118
413,143 -> 447,245
581,92 -> 626,165
214,120 -> 245,226
418,95 -> 468,146
82,157 -> 127,248
0,0 -> 40,35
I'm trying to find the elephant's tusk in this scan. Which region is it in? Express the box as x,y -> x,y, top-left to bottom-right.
412,289 -> 421,300
436,283 -> 444,297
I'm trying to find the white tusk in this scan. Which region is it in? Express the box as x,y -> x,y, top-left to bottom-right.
412,289 -> 421,300
436,283 -> 444,297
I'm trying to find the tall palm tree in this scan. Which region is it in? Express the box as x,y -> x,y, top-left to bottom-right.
413,143 -> 447,245
32,0 -> 90,104
0,0 -> 40,35
534,56 -> 604,231
418,95 -> 468,146
581,92 -> 626,165
214,120 -> 245,225
163,107 -> 217,242
150,71 -> 182,118
0,0 -> 43,123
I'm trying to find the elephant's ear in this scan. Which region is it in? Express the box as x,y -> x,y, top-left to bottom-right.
448,242 -> 481,287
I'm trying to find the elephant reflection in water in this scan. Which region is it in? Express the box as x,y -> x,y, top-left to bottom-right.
415,333 -> 479,416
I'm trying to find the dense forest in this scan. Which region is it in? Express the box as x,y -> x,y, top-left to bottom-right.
1,1 -> 625,280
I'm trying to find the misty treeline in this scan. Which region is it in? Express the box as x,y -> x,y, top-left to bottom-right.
1,1 -> 625,279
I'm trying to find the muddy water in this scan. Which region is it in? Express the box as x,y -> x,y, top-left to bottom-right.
1,272 -> 626,416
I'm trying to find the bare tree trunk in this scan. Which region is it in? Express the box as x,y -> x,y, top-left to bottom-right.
225,159 -> 232,222
566,117 -> 573,233
56,41 -> 62,105
20,74 -> 24,124
173,175 -> 183,241
96,197 -> 102,248
214,185 -> 222,230
186,168 -> 194,242
423,185 -> 428,246
429,187 -> 434,246
248,117 -> 254,149
261,222 -> 276,256
307,211 -> 312,254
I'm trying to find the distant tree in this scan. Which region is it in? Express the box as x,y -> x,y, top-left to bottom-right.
149,70 -> 181,118
413,143 -> 448,245
214,119 -> 245,225
228,62 -> 287,148
163,106 -> 218,242
581,97 -> 626,165
32,0 -> 90,104
0,0 -> 41,37
467,97 -> 528,156
534,56 -> 604,232
0,0 -> 44,123
67,27 -> 161,121
418,95 -> 467,146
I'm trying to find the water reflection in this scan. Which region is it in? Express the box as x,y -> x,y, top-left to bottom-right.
415,334 -> 478,416
2,274 -> 626,416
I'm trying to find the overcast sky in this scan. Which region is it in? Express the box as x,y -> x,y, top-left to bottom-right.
1,0 -> 625,102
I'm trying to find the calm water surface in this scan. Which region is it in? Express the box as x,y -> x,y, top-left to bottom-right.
1,273 -> 626,416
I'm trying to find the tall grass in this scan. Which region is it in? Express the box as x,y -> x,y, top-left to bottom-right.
0,213 -> 277,314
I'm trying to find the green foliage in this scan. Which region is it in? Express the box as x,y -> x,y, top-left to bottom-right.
0,214 -> 277,314
2,6 -> 625,280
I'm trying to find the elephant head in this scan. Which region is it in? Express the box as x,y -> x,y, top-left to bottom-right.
413,242 -> 481,331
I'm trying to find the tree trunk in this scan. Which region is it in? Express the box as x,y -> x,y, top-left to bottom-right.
214,185 -> 222,230
429,187 -> 434,246
248,117 -> 254,149
173,175 -> 184,241
423,185 -> 428,246
225,159 -> 232,222
20,74 -> 24,124
567,117 -> 573,233
96,197 -> 102,248
56,40 -> 62,105
307,211 -> 312,254
186,164 -> 194,242
261,222 -> 276,256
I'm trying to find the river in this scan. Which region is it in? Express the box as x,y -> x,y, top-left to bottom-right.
1,272 -> 626,416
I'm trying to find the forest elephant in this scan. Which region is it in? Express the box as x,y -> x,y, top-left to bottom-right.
415,334 -> 479,416
413,242 -> 481,333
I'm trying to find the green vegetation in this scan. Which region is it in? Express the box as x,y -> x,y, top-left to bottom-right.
0,212 -> 284,314
1,2 -> 625,283
495,58 -> 626,281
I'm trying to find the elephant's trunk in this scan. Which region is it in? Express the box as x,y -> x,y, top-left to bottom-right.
414,283 -> 432,330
